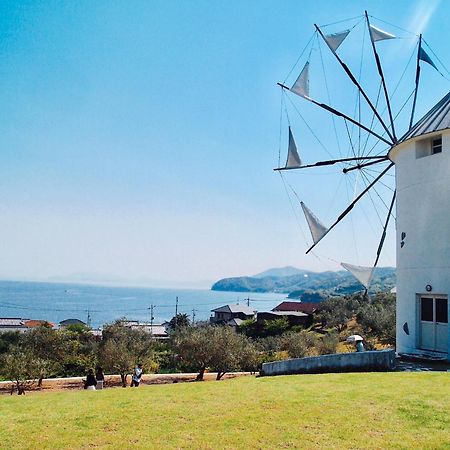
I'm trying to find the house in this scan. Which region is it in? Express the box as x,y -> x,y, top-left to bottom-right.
59,319 -> 87,328
210,304 -> 256,325
256,311 -> 311,328
119,320 -> 169,339
272,301 -> 321,315
23,319 -> 55,329
0,318 -> 29,333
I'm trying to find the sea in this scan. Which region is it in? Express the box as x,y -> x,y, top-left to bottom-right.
0,280 -> 288,329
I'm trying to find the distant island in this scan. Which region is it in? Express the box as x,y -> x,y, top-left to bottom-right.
211,266 -> 396,300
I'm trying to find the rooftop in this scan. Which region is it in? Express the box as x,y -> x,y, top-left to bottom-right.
0,318 -> 29,327
211,304 -> 256,315
400,91 -> 450,142
272,301 -> 321,314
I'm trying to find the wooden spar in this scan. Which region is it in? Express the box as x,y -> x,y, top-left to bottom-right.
274,155 -> 388,172
277,82 -> 392,145
305,162 -> 394,254
342,156 -> 389,173
365,11 -> 397,143
409,34 -> 422,130
373,190 -> 396,268
310,98 -> 393,145
315,24 -> 396,144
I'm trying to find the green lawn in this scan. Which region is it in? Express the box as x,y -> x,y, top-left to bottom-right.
0,372 -> 449,449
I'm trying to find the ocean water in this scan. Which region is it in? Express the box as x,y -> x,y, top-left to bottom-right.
0,280 -> 287,328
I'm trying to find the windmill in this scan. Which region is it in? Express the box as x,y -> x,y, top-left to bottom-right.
275,12 -> 449,360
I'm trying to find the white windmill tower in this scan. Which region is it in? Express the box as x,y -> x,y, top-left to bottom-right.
276,13 -> 449,360
390,93 -> 450,358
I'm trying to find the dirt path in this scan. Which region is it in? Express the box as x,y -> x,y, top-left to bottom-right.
0,372 -> 253,395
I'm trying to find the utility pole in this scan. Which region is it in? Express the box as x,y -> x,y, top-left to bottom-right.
175,296 -> 179,327
86,309 -> 91,328
246,297 -> 250,307
148,304 -> 155,334
192,308 -> 196,325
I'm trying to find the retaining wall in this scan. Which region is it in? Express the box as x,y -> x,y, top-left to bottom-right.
260,349 -> 396,376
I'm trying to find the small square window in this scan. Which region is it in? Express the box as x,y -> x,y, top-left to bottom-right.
432,137 -> 442,154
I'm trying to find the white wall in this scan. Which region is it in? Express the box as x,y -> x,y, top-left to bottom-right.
390,131 -> 450,359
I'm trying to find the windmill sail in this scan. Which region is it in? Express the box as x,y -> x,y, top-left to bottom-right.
324,29 -> 350,52
291,62 -> 310,98
341,262 -> 374,289
369,24 -> 395,42
285,127 -> 302,168
300,202 -> 328,244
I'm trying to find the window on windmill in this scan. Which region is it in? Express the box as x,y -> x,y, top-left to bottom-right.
432,137 -> 442,154
416,135 -> 443,158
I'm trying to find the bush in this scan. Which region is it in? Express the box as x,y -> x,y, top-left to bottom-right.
281,331 -> 318,358
356,293 -> 396,344
316,332 -> 339,355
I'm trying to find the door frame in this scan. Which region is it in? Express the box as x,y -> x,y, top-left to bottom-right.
417,294 -> 448,353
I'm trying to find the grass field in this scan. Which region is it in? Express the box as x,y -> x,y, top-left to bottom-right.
0,372 -> 449,449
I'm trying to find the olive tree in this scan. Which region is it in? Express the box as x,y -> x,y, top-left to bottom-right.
99,320 -> 156,387
0,347 -> 50,395
171,325 -> 258,380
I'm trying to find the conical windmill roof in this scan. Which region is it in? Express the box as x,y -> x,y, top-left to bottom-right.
399,91 -> 450,143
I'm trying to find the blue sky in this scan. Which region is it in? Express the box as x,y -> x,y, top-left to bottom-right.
0,0 -> 447,284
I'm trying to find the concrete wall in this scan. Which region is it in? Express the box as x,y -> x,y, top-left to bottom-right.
260,350 -> 396,376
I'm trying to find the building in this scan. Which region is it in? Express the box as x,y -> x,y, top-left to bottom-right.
256,311 -> 311,328
59,319 -> 87,328
0,318 -> 30,333
272,301 -> 321,315
23,320 -> 55,329
119,320 -> 169,339
389,92 -> 450,360
210,304 -> 256,325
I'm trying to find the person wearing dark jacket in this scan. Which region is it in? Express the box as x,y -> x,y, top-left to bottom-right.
96,367 -> 105,390
83,369 -> 97,390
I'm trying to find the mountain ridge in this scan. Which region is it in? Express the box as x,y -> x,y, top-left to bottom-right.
211,266 -> 396,299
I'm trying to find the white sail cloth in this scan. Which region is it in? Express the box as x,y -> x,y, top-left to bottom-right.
324,29 -> 350,52
300,202 -> 328,244
341,262 -> 374,289
291,62 -> 309,98
369,24 -> 395,42
285,127 -> 301,168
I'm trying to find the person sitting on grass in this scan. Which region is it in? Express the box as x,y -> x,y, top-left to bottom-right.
83,369 -> 97,391
130,363 -> 143,387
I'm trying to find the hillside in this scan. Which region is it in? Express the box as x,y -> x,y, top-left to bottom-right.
211,267 -> 396,298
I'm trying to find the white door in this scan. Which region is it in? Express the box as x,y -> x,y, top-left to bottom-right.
420,296 -> 448,353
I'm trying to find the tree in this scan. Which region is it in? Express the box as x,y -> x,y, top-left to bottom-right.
99,320 -> 156,387
262,317 -> 289,337
58,327 -> 99,377
281,331 -> 318,358
22,326 -> 63,386
207,326 -> 258,380
0,347 -> 49,395
168,313 -> 190,330
171,325 -> 259,380
171,325 -> 212,380
0,331 -> 21,355
316,295 -> 363,332
238,318 -> 258,338
357,293 -> 396,344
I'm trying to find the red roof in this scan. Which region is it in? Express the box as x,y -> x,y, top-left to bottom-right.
23,320 -> 54,328
272,301 -> 320,314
